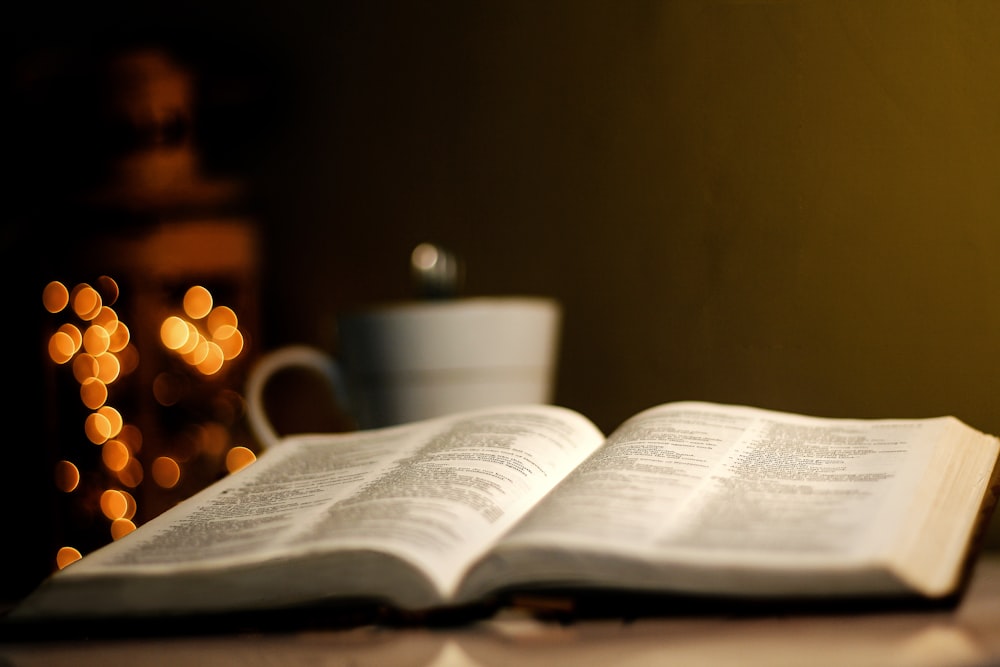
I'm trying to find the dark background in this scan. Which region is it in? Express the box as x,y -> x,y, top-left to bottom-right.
5,1 -> 1000,602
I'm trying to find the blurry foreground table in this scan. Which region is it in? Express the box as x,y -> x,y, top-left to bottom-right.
3,555 -> 1000,667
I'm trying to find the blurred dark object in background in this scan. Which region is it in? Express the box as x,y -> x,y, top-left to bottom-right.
3,4 -> 291,604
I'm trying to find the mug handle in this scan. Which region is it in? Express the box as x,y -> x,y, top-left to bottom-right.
245,345 -> 353,449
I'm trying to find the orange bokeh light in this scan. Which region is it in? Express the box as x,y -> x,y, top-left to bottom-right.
111,518 -> 137,540
92,306 -> 119,334
56,547 -> 82,570
54,460 -> 80,493
58,323 -> 83,349
215,326 -> 244,360
95,275 -> 119,305
207,305 -> 237,332
95,353 -> 121,384
184,337 -> 210,365
101,439 -> 130,472
108,321 -> 131,353
152,457 -> 181,489
85,412 -> 112,445
97,406 -> 123,438
196,342 -> 225,375
178,322 -> 201,355
100,489 -> 128,520
117,458 -> 144,488
160,316 -> 191,351
183,285 -> 213,320
80,378 -> 108,411
71,353 -> 99,383
48,331 -> 77,364
226,446 -> 257,473
71,285 -> 102,321
83,325 -> 111,356
43,281 -> 70,314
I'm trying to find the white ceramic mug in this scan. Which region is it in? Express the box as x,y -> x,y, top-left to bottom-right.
246,296 -> 562,448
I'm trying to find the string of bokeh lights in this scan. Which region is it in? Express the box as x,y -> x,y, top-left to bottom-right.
43,277 -> 257,571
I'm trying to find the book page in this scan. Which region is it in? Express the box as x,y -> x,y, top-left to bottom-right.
889,422 -> 1000,595
49,405 -> 604,606
295,406 -> 605,600
477,401 -> 969,595
55,426 -> 420,573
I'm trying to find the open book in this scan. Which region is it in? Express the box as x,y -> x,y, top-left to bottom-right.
7,401 -> 1000,629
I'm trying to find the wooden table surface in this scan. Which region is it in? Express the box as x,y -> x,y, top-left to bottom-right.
3,555 -> 1000,667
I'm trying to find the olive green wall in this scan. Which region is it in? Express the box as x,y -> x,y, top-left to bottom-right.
253,1 -> 1000,437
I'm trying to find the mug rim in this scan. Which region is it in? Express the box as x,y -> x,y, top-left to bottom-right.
337,295 -> 560,320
